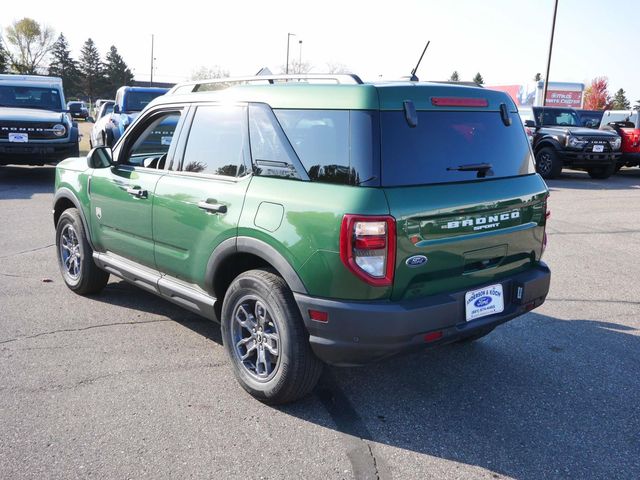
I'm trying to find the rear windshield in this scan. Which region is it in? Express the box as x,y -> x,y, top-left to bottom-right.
124,91 -> 166,112
380,111 -> 534,186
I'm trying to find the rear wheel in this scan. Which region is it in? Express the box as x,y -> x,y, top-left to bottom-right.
56,208 -> 109,294
587,163 -> 615,179
535,147 -> 563,179
221,269 -> 323,404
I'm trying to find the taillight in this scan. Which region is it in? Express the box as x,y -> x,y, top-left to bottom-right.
340,215 -> 396,287
542,199 -> 550,256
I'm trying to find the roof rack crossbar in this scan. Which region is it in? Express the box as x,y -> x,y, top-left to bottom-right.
168,74 -> 363,94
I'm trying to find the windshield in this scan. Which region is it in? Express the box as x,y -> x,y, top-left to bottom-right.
0,85 -> 63,111
536,108 -> 580,126
124,91 -> 166,112
380,110 -> 534,186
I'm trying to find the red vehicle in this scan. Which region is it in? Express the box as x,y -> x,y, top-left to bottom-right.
600,110 -> 640,169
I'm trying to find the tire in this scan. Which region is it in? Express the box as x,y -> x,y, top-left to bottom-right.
455,327 -> 495,344
55,208 -> 109,295
535,147 -> 563,179
587,163 -> 615,179
221,269 -> 323,404
104,128 -> 114,147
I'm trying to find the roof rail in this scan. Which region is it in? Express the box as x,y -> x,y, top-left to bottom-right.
168,74 -> 364,95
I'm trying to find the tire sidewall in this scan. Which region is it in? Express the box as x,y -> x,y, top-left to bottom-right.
221,272 -> 297,400
536,147 -> 562,179
56,210 -> 89,291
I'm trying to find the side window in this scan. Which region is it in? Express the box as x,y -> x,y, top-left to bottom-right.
181,105 -> 249,177
274,109 -> 378,186
121,111 -> 181,168
248,103 -> 305,180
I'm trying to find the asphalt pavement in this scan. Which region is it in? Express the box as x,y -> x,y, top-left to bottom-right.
0,132 -> 638,479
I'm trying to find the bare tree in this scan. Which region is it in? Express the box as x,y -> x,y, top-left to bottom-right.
279,61 -> 312,75
5,18 -> 55,74
325,62 -> 351,74
190,65 -> 229,81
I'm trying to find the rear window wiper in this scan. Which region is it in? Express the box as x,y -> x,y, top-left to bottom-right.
447,163 -> 493,178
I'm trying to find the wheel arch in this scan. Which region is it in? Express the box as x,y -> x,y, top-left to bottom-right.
206,237 -> 308,310
534,137 -> 562,154
53,189 -> 95,250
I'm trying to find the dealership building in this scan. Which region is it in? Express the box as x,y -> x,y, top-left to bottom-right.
488,81 -> 585,108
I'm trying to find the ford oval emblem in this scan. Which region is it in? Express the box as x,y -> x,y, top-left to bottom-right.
474,296 -> 493,308
406,255 -> 428,268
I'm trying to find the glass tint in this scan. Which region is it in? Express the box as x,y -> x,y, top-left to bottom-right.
380,111 -> 534,186
123,112 -> 181,167
182,105 -> 248,177
124,91 -> 166,112
274,109 -> 378,186
249,104 -> 304,180
0,86 -> 63,111
534,108 -> 580,126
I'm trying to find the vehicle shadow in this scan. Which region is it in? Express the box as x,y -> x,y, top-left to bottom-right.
547,167 -> 640,191
0,165 -> 56,200
94,279 -> 223,344
280,312 -> 640,479
89,281 -> 639,479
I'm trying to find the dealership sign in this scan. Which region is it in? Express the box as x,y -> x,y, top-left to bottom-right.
545,90 -> 583,107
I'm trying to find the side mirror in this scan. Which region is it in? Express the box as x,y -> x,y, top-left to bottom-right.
87,146 -> 113,169
113,104 -> 121,114
524,120 -> 536,128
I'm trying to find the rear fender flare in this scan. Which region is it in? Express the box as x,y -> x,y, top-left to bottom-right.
205,237 -> 308,295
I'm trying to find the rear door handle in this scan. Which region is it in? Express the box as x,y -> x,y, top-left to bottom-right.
198,201 -> 227,214
126,186 -> 148,199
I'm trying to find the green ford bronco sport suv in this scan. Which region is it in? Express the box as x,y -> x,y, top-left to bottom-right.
53,74 -> 551,404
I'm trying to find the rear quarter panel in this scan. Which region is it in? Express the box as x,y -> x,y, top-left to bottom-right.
239,177 -> 392,300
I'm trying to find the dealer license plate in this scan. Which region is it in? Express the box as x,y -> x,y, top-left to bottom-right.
592,144 -> 604,153
8,133 -> 28,143
465,284 -> 504,321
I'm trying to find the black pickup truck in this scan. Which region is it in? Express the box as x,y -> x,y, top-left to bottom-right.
526,107 -> 621,179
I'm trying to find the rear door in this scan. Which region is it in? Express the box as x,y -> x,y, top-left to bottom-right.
380,107 -> 548,301
152,103 -> 251,287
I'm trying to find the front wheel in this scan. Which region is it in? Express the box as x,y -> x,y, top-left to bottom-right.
535,147 -> 563,179
56,208 -> 109,294
221,269 -> 323,404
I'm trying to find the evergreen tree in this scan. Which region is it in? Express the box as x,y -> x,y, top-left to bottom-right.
78,38 -> 103,101
449,71 -> 459,82
634,100 -> 640,111
0,37 -> 9,73
103,46 -> 134,97
611,88 -> 630,110
48,34 -> 81,98
473,72 -> 484,85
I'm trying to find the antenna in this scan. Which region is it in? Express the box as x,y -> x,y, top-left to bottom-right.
410,41 -> 430,82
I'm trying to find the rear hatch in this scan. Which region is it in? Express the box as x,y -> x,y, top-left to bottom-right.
377,85 -> 548,301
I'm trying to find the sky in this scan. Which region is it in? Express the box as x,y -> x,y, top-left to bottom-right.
4,0 -> 640,104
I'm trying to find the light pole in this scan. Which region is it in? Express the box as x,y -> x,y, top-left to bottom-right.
286,33 -> 295,74
298,40 -> 303,71
542,0 -> 559,107
150,34 -> 154,87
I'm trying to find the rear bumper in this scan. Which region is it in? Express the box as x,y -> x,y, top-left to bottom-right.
295,262 -> 551,366
0,140 -> 79,165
